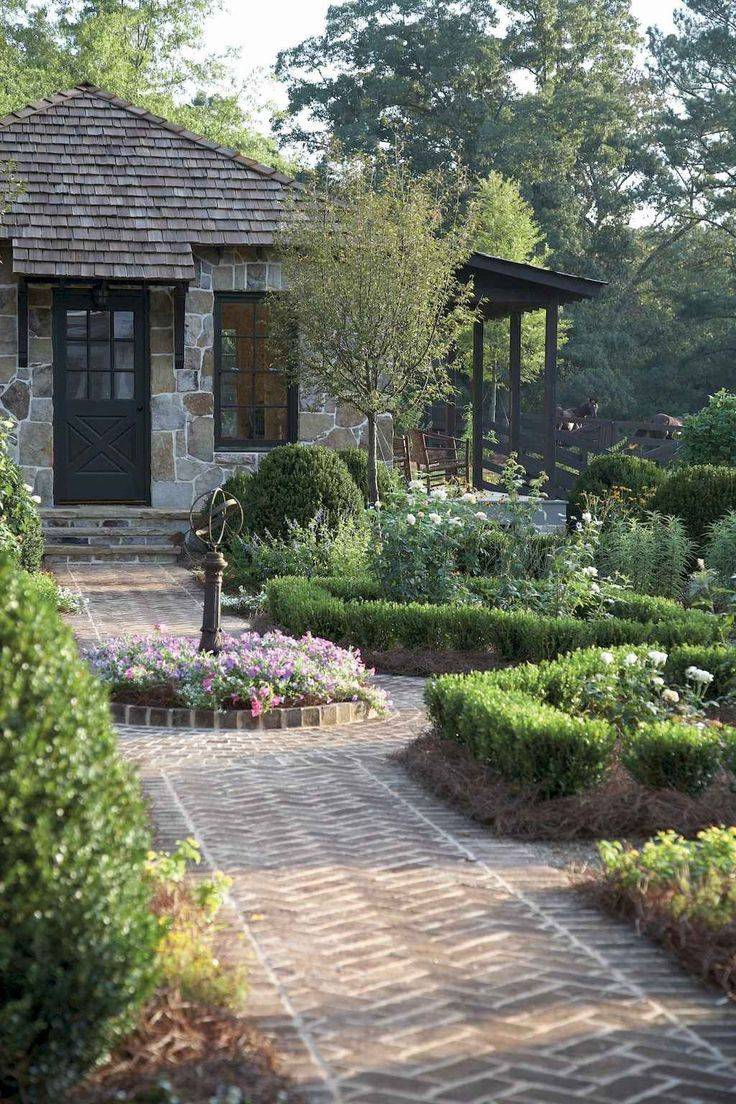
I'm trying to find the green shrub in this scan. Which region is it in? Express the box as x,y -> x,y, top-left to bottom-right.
663,644 -> 736,699
0,418 -> 44,571
265,577 -> 721,661
596,512 -> 693,598
221,468 -> 255,533
336,446 -> 401,503
652,464 -> 736,548
243,445 -> 364,539
227,514 -> 370,586
567,454 -> 664,524
681,389 -> 736,466
704,510 -> 736,584
0,558 -> 157,1100
621,722 -> 722,796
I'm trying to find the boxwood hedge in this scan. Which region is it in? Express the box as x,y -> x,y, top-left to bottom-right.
265,576 -> 721,663
425,644 -> 735,799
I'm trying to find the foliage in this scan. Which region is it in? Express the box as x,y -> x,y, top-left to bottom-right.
19,567 -> 82,613
86,629 -> 388,715
266,575 -> 721,662
681,389 -> 736,466
239,445 -> 364,539
0,416 -> 44,571
567,453 -> 664,525
621,722 -> 723,797
652,464 -> 736,548
599,828 -> 736,930
705,510 -> 736,585
228,513 -> 370,587
596,511 -> 693,598
268,156 -> 480,501
336,446 -> 402,503
0,558 -> 157,1101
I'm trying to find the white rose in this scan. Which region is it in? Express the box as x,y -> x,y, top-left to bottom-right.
409,479 -> 424,491
651,676 -> 665,687
428,512 -> 442,524
474,511 -> 486,520
581,566 -> 598,577
647,650 -> 668,667
624,653 -> 638,665
460,492 -> 476,501
581,510 -> 592,524
23,483 -> 34,492
685,666 -> 714,685
662,688 -> 680,704
31,495 -> 42,504
406,513 -> 416,526
600,651 -> 615,665
430,487 -> 447,500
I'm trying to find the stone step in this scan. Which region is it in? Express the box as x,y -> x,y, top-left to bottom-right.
44,542 -> 183,564
42,526 -> 184,543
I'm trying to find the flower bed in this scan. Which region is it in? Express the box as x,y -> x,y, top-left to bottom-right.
397,644 -> 736,839
87,630 -> 389,718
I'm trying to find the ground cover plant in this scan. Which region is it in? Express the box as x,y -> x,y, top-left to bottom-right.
0,557 -> 157,1102
592,828 -> 736,1000
87,629 -> 388,716
397,644 -> 736,840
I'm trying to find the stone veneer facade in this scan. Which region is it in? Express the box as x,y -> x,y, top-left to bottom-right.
0,244 -> 392,506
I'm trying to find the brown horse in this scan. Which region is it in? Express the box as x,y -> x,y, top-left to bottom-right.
636,413 -> 683,440
556,397 -> 598,431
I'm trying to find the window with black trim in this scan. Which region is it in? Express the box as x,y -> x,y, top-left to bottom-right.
214,292 -> 297,448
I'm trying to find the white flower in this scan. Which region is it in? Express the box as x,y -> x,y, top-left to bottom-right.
406,513 -> 416,526
23,483 -> 33,492
474,511 -> 486,520
647,650 -> 668,667
651,676 -> 665,687
590,582 -> 601,594
408,479 -> 424,491
430,487 -> 447,500
31,495 -> 42,504
460,491 -> 476,501
624,653 -> 639,666
581,510 -> 592,524
428,512 -> 442,524
581,566 -> 598,577
662,688 -> 680,704
600,651 -> 615,665
685,666 -> 714,685
696,558 -> 705,571
448,516 -> 463,526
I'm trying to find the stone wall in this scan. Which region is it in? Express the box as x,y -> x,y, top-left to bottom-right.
0,242 -> 392,507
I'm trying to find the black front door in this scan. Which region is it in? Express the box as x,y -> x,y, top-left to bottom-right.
54,289 -> 149,503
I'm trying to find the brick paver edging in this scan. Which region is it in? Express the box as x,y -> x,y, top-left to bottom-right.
109,699 -> 382,730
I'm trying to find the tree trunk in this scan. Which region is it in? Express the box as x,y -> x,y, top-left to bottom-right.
366,412 -> 379,505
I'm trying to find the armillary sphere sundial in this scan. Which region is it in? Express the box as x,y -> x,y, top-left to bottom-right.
188,487 -> 244,654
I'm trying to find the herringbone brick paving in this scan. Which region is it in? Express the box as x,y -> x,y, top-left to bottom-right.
62,564 -> 736,1103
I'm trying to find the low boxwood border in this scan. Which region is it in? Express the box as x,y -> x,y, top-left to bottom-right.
265,576 -> 722,664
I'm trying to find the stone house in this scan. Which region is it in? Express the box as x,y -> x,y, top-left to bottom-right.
0,84 -> 391,559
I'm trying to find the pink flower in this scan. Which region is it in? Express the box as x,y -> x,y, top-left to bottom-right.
251,698 -> 263,717
202,676 -> 214,692
123,667 -> 135,680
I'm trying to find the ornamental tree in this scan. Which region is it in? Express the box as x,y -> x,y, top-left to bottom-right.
269,156 -> 480,503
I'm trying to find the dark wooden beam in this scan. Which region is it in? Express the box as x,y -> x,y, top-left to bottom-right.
543,298 -> 559,490
17,279 -> 27,369
174,284 -> 186,371
509,312 -> 521,454
472,319 -> 484,489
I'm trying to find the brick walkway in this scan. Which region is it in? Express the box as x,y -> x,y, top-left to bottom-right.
58,563 -> 736,1103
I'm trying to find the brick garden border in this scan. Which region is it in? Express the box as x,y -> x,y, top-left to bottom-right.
110,699 -> 380,730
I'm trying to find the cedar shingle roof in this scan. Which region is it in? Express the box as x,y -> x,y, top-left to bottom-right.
0,83 -> 294,281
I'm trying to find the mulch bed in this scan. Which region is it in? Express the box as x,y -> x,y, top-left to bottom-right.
71,988 -> 304,1103
581,876 -> 736,1001
364,647 -> 500,677
397,731 -> 736,841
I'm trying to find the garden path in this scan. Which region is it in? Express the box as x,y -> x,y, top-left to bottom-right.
57,562 -> 736,1104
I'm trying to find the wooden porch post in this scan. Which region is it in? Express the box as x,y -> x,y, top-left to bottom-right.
509,311 -> 522,454
543,298 -> 558,491
472,319 -> 484,489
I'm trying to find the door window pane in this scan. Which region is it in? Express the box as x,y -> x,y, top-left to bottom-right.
89,343 -> 110,371
66,371 -> 87,398
114,311 -> 134,339
66,310 -> 87,339
88,373 -> 111,400
114,372 -> 134,399
89,311 -> 109,339
114,342 -> 134,370
67,342 -> 87,370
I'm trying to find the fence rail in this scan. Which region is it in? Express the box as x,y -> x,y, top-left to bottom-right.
479,416 -> 682,496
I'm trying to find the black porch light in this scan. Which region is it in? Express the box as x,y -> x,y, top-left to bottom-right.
188,487 -> 244,654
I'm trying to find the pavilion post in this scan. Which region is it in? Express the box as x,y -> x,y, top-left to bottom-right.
472,319 -> 484,489
509,312 -> 522,454
543,298 -> 558,491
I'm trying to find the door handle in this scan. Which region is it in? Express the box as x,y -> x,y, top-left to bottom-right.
136,404 -> 144,412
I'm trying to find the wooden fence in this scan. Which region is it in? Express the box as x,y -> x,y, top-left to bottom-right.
480,416 -> 682,497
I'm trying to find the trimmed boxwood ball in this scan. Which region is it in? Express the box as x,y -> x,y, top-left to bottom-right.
0,558 -> 157,1101
621,722 -> 723,796
244,444 -> 364,538
567,454 -> 664,525
652,464 -> 736,548
336,446 -> 401,503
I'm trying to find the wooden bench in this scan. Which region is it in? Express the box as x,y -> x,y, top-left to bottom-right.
406,429 -> 471,491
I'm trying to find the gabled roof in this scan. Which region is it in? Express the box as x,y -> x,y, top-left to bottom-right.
0,83 -> 295,281
460,251 -> 607,315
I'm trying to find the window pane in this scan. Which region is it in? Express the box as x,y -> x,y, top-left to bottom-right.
253,370 -> 287,404
66,371 -> 87,398
222,301 -> 255,336
89,342 -> 110,371
114,372 -> 134,399
263,406 -> 288,441
114,311 -> 134,339
67,342 -> 87,370
89,373 -> 111,400
235,336 -> 255,370
221,330 -> 236,357
250,407 -> 266,439
89,311 -> 109,339
220,408 -> 252,439
66,310 -> 87,339
114,342 -> 134,370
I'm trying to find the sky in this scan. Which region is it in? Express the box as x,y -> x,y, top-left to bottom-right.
207,0 -> 680,81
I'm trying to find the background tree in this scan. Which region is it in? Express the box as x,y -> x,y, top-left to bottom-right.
269,157 -> 480,502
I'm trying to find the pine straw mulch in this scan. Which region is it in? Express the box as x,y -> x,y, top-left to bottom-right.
363,647 -> 501,677
580,875 -> 736,1001
396,731 -> 736,841
71,986 -> 304,1104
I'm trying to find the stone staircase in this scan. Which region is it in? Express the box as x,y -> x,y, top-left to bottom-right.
41,506 -> 191,564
